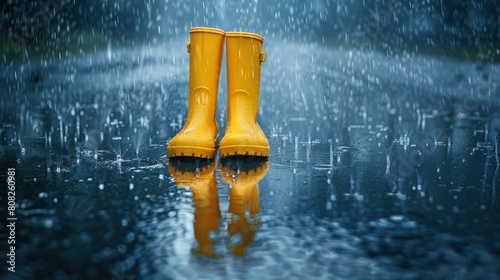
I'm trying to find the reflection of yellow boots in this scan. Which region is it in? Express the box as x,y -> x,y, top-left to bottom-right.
168,158 -> 221,258
219,157 -> 270,257
168,27 -> 225,158
219,32 -> 270,157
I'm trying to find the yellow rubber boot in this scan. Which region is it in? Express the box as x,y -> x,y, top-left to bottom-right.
219,32 -> 270,157
219,157 -> 269,256
168,158 -> 221,258
168,27 -> 225,158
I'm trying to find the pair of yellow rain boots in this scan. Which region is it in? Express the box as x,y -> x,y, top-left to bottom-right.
167,27 -> 269,158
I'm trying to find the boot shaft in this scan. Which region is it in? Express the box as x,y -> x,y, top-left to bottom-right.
225,32 -> 266,121
187,27 -> 225,122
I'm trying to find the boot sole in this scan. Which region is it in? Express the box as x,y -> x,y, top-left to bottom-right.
168,146 -> 216,158
219,145 -> 269,158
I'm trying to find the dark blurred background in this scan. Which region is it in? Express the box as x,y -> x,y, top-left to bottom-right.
1,0 -> 499,63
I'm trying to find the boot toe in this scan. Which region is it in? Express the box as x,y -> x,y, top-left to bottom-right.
168,131 -> 217,158
219,133 -> 269,157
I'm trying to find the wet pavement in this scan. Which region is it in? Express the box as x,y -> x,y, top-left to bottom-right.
1,39 -> 500,279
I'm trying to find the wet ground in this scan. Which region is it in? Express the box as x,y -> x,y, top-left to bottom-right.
1,39 -> 500,279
